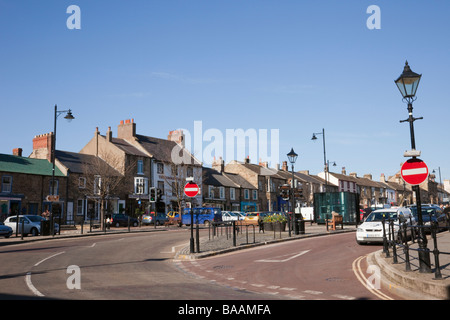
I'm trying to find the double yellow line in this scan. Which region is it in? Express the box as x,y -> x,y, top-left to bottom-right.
352,255 -> 394,300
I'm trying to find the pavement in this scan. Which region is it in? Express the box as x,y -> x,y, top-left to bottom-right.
1,222 -> 449,300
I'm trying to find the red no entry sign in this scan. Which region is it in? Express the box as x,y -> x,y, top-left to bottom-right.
184,182 -> 200,197
401,158 -> 429,185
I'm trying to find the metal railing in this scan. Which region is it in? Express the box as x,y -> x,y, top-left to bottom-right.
209,221 -> 258,246
383,217 -> 450,280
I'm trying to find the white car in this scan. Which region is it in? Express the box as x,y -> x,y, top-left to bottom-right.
231,211 -> 246,220
356,207 -> 415,244
4,215 -> 59,236
222,211 -> 240,221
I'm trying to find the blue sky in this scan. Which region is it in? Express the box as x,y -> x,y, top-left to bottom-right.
1,0 -> 450,183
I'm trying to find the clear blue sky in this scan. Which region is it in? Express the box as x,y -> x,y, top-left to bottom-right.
1,0 -> 449,183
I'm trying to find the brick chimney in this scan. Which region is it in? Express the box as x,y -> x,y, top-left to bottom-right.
341,167 -> 346,175
13,148 -> 23,157
244,156 -> 250,164
118,119 -> 136,140
167,129 -> 185,147
212,156 -> 225,173
30,132 -> 54,161
106,126 -> 112,142
282,161 -> 288,171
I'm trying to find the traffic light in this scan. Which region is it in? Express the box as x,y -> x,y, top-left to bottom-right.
150,187 -> 156,202
279,184 -> 290,201
157,188 -> 162,201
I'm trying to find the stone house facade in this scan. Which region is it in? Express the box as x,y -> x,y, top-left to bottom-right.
0,149 -> 66,221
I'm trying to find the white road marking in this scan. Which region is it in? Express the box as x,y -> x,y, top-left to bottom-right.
34,251 -> 65,267
25,272 -> 44,297
332,294 -> 356,300
352,255 -> 394,300
255,250 -> 310,263
303,290 -> 323,295
27,251 -> 66,297
161,243 -> 189,254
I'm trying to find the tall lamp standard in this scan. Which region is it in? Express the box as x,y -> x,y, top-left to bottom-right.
51,105 -> 75,234
395,61 -> 431,273
432,167 -> 442,204
311,129 -> 328,191
287,148 -> 298,235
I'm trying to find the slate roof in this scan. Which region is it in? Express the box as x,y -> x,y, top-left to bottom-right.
0,153 -> 64,177
202,167 -> 256,190
135,134 -> 201,165
55,150 -> 118,175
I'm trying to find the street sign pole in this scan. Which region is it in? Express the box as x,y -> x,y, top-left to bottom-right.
184,182 -> 200,254
400,104 -> 431,273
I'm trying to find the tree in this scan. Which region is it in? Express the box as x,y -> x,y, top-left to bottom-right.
78,151 -> 133,230
161,162 -> 203,214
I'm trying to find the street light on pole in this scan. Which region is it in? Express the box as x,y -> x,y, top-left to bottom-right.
311,129 -> 328,191
395,61 -> 431,273
432,167 -> 442,204
287,148 -> 298,235
51,105 -> 75,234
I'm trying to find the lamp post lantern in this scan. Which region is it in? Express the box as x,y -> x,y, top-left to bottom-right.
287,148 -> 298,236
395,61 -> 431,273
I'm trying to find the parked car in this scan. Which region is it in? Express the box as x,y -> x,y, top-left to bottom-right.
244,212 -> 261,225
231,211 -> 246,220
4,215 -> 59,236
111,214 -> 139,227
356,207 -> 415,244
409,205 -> 448,230
166,211 -> 181,226
142,213 -> 169,226
0,222 -> 13,238
222,211 -> 241,221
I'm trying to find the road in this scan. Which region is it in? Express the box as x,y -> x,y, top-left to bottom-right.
178,232 -> 404,300
0,229 -> 282,300
0,228 -> 402,300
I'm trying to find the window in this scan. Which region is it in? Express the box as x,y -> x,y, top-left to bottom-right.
187,166 -> 193,178
49,179 -> 59,195
157,163 -> 164,174
134,177 -> 148,194
219,187 -> 225,199
230,188 -> 235,200
157,181 -> 165,195
244,189 -> 249,200
1,176 -> 12,193
252,190 -> 258,200
94,175 -> 101,195
208,186 -> 214,198
78,177 -> 86,189
137,160 -> 144,175
77,199 -> 84,215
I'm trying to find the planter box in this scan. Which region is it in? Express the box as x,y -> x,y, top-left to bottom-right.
263,222 -> 286,232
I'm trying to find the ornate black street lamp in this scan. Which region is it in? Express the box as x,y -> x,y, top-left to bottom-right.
395,61 -> 431,273
287,148 -> 298,236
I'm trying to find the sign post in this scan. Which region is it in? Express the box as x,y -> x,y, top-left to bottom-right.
184,182 -> 200,253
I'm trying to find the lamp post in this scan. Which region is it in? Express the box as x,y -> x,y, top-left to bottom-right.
432,168 -> 442,204
395,61 -> 431,273
51,105 -> 75,234
311,129 -> 328,191
287,148 -> 298,235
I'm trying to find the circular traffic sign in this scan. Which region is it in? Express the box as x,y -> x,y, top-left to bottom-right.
184,182 -> 200,197
401,158 -> 429,185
